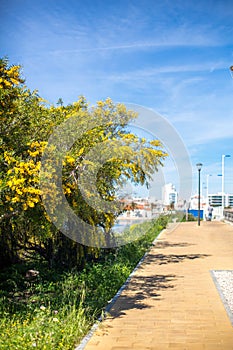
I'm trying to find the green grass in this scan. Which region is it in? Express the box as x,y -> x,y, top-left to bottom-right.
0,216 -> 169,349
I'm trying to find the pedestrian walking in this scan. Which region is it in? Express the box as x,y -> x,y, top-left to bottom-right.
207,206 -> 213,221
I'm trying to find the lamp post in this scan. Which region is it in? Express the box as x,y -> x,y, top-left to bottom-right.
196,163 -> 203,226
221,155 -> 231,218
206,174 -> 212,205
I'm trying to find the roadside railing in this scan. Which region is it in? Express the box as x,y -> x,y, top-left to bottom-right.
223,209 -> 233,223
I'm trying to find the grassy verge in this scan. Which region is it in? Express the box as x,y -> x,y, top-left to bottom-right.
0,215 -> 169,349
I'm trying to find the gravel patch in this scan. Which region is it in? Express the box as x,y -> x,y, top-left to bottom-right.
211,270 -> 233,326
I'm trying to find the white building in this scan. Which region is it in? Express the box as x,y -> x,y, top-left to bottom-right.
208,193 -> 233,208
189,194 -> 206,210
188,193 -> 233,221
162,183 -> 178,206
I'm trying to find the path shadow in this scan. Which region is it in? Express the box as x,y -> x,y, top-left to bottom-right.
144,253 -> 210,265
108,273 -> 177,318
153,241 -> 195,249
106,251 -> 210,319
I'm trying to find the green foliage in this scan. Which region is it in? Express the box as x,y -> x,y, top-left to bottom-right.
181,213 -> 197,222
0,58 -> 168,268
0,56 -> 170,348
0,217 -> 168,349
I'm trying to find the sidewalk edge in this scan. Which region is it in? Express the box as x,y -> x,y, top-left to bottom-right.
210,270 -> 233,327
75,227 -> 167,350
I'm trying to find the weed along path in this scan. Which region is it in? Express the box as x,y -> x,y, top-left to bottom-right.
0,217 -> 169,349
78,221 -> 233,350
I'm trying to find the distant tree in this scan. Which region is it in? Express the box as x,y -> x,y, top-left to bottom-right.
57,97 -> 63,106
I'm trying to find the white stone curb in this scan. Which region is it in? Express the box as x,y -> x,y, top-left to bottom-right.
210,270 -> 233,327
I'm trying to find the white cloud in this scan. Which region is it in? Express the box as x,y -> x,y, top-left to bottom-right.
107,61 -> 228,83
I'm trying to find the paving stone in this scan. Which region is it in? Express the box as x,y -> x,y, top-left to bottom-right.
79,222 -> 233,350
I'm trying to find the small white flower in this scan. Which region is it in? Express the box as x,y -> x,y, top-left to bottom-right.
52,317 -> 59,322
40,305 -> 46,310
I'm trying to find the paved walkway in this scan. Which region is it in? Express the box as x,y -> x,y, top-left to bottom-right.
82,221 -> 233,349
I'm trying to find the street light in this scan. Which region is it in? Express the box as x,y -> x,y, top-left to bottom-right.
221,155 -> 231,218
196,163 -> 203,226
206,174 -> 212,205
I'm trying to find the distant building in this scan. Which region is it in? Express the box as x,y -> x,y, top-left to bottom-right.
189,194 -> 206,210
188,192 -> 233,221
118,196 -> 163,219
208,193 -> 222,207
208,193 -> 233,208
162,183 -> 178,206
228,195 -> 233,207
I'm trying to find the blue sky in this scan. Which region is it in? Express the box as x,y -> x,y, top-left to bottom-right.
1,0 -> 233,198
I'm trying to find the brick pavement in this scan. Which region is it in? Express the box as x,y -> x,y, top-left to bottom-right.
79,221 -> 233,350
